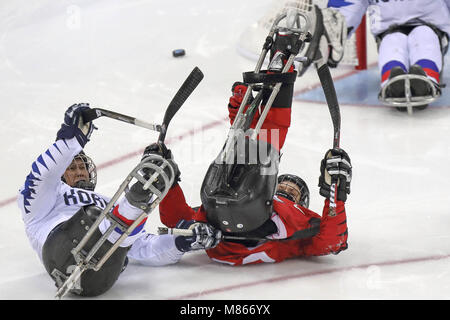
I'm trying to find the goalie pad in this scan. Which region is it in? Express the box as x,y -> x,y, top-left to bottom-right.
293,4 -> 347,75
294,3 -> 322,76
321,7 -> 347,68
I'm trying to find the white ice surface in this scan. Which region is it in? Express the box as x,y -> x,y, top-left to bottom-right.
1,0 -> 450,300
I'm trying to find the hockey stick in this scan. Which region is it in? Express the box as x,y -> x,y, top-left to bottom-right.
315,57 -> 341,217
82,108 -> 162,132
158,227 -> 260,241
80,66 -> 204,140
158,225 -> 320,242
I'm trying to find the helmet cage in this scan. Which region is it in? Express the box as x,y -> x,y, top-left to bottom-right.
62,151 -> 97,191
276,174 -> 310,208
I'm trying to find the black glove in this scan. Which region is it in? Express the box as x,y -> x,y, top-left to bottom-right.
142,143 -> 181,188
126,143 -> 178,209
142,142 -> 172,160
56,103 -> 96,147
319,148 -> 352,202
125,181 -> 153,211
174,219 -> 222,252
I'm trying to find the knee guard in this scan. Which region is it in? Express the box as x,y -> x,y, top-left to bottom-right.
42,205 -> 129,297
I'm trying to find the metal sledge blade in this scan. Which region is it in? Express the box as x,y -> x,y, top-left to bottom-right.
54,264 -> 85,299
378,74 -> 441,115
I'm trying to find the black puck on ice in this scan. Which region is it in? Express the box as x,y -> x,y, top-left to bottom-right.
172,49 -> 186,57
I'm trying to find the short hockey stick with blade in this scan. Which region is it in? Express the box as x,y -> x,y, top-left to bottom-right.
81,66 -> 204,142
158,225 -> 320,242
157,66 -> 204,144
315,55 -> 341,217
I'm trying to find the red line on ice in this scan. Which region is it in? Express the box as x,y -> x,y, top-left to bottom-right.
167,253 -> 450,300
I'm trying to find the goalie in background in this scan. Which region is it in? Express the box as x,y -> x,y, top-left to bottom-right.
17,103 -> 221,297
313,0 -> 449,110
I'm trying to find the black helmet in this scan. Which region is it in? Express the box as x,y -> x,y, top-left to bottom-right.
201,137 -> 279,233
62,151 -> 97,191
276,174 -> 310,208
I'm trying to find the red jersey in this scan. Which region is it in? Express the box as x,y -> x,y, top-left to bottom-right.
159,184 -> 348,266
227,83 -> 291,150
158,80 -> 348,265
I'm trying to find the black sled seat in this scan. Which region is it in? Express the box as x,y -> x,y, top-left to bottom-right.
42,205 -> 129,297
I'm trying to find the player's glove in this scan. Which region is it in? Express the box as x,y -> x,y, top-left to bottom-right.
56,103 -> 96,147
141,142 -> 180,188
125,181 -> 153,211
318,148 -> 352,202
142,142 -> 172,160
229,82 -> 253,109
126,142 -> 180,210
321,7 -> 347,68
174,219 -> 222,252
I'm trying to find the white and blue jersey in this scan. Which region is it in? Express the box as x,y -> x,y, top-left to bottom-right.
328,0 -> 450,85
17,137 -> 183,266
327,0 -> 450,37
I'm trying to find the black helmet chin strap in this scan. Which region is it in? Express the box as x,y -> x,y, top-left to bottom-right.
74,180 -> 96,191
277,173 -> 310,208
275,190 -> 297,203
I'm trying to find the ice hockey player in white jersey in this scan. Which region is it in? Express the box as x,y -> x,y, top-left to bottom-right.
319,0 -> 450,110
17,103 -> 221,297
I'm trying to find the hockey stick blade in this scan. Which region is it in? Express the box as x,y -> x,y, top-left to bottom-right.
317,63 -> 341,148
158,66 -> 204,143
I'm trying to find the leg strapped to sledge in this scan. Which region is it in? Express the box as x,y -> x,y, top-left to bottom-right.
221,10 -> 310,167
53,154 -> 176,299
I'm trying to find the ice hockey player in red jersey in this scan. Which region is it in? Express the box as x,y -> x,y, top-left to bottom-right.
152,30 -> 352,266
